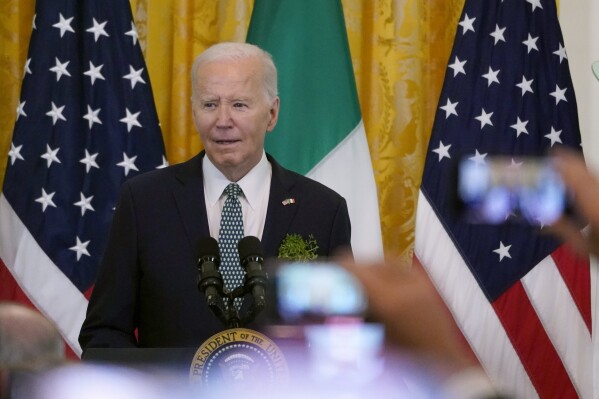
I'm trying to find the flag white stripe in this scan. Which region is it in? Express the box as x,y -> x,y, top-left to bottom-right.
307,119 -> 383,261
0,194 -> 86,355
522,256 -> 592,398
415,190 -> 538,399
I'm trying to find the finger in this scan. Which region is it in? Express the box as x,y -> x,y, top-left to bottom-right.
585,228 -> 599,256
552,149 -> 599,222
546,218 -> 590,256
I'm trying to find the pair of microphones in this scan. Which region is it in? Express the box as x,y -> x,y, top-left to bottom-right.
196,236 -> 268,328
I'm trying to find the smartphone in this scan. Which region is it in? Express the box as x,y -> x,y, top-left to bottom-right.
455,156 -> 567,225
271,261 -> 367,324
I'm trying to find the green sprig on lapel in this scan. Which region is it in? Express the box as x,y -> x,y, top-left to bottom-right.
277,234 -> 318,261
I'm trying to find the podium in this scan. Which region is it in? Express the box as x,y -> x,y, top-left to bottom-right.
80,324 -> 385,389
83,347 -> 198,371
81,328 -> 297,388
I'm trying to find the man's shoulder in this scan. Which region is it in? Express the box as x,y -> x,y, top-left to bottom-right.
288,169 -> 342,198
124,154 -> 202,189
268,154 -> 345,204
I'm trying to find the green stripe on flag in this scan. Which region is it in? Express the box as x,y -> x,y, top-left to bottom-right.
247,0 -> 361,175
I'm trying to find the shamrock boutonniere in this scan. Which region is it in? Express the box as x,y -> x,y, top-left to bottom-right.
278,234 -> 319,261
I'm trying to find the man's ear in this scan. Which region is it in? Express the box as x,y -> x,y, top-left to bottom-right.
266,96 -> 280,132
191,103 -> 201,132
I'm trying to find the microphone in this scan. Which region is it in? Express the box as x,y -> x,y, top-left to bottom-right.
197,237 -> 225,311
238,236 -> 268,318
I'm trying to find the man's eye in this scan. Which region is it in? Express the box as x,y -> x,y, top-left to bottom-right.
203,102 -> 216,109
233,102 -> 247,108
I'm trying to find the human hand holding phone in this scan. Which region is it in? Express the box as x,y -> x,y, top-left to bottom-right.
547,148 -> 599,256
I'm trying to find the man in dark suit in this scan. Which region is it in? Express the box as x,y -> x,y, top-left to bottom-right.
78,42 -> 351,351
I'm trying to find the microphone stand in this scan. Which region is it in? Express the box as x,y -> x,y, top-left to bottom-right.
221,266 -> 268,328
199,269 -> 248,329
197,236 -> 269,329
237,236 -> 269,327
225,287 -> 246,329
240,263 -> 268,326
197,267 -> 229,327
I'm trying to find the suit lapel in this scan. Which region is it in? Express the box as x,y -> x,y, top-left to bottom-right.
172,153 -> 211,253
171,152 -> 298,258
262,155 -> 299,258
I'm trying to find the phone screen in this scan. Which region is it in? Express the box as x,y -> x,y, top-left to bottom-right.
456,156 -> 566,225
274,261 -> 367,323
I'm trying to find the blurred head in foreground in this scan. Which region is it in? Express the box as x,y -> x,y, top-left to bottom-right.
0,302 -> 65,398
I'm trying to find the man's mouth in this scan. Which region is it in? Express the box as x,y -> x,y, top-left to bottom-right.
215,139 -> 240,145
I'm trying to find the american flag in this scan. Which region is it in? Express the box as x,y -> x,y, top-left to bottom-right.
414,0 -> 592,398
0,0 -> 166,357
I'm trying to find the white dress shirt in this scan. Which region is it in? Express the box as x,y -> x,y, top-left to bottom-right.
203,152 -> 272,241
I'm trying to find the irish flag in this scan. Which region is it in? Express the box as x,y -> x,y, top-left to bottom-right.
246,0 -> 383,260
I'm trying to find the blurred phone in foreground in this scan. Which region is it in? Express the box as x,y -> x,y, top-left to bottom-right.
455,156 -> 568,225
268,261 -> 383,386
270,261 -> 368,324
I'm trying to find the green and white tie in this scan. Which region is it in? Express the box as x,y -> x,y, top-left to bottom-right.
218,183 -> 245,309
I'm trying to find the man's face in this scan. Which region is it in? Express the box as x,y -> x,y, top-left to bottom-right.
192,57 -> 279,182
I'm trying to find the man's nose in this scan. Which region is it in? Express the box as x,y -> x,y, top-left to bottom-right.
216,104 -> 232,127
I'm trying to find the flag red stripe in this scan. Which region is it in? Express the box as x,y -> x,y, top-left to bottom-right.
551,244 -> 592,332
83,285 -> 94,301
0,259 -> 79,360
0,259 -> 33,304
493,281 -> 578,399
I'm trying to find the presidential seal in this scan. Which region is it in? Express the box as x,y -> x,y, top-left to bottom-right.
189,328 -> 288,389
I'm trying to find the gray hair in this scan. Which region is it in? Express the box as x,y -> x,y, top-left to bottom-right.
191,42 -> 278,104
0,302 -> 65,370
